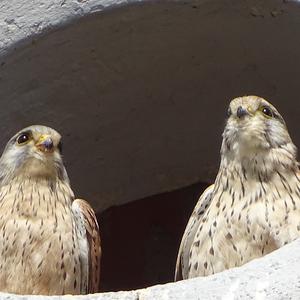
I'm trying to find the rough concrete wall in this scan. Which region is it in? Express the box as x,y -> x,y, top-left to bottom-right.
0,239 -> 300,299
0,0 -> 139,56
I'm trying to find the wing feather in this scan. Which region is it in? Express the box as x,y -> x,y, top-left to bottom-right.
175,184 -> 214,281
73,199 -> 101,293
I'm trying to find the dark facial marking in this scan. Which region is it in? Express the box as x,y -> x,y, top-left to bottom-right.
226,107 -> 232,119
272,111 -> 285,124
57,140 -> 63,153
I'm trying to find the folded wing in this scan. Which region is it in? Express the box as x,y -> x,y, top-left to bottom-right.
72,199 -> 101,293
175,184 -> 214,281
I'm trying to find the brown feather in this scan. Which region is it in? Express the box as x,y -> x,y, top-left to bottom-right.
73,199 -> 101,293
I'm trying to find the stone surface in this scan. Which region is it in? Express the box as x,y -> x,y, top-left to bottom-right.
0,0 -> 140,56
0,239 -> 300,298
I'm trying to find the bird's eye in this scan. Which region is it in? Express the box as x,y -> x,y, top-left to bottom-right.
226,107 -> 232,118
17,132 -> 30,145
260,106 -> 273,118
57,141 -> 63,153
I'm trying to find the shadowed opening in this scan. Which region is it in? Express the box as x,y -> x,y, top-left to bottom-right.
98,182 -> 209,291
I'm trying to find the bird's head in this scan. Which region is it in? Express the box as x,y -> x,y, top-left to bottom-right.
221,96 -> 297,167
0,125 -> 69,184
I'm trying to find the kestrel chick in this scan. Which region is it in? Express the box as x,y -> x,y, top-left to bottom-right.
175,96 -> 300,280
0,125 -> 101,295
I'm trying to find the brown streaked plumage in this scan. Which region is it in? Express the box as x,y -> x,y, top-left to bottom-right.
175,96 -> 300,280
0,125 -> 101,295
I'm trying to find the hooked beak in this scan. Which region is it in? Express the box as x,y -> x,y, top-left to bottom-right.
236,106 -> 249,119
36,135 -> 54,153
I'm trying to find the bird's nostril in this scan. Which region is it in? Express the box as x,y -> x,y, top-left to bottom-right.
237,106 -> 248,118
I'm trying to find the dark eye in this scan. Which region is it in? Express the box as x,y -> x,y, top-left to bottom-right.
261,106 -> 273,117
17,132 -> 30,144
226,107 -> 232,118
57,140 -> 63,153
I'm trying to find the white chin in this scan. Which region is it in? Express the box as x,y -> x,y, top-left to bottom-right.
235,134 -> 269,154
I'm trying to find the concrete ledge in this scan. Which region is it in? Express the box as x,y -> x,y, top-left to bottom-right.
0,239 -> 300,299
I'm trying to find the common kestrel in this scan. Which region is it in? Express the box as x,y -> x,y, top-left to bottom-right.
175,96 -> 300,280
0,125 -> 101,295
